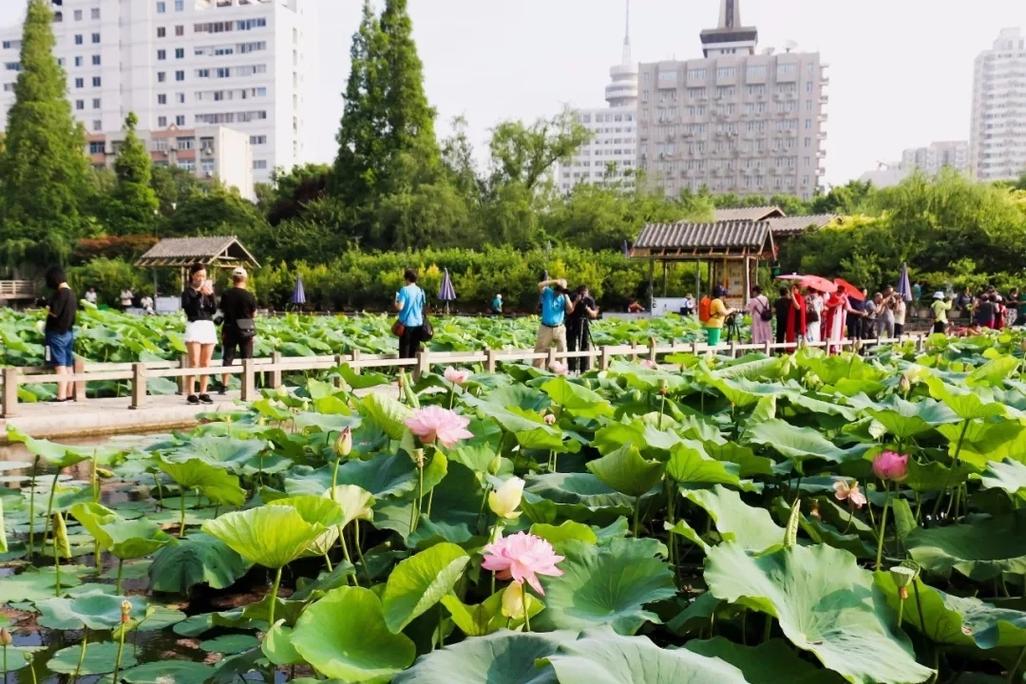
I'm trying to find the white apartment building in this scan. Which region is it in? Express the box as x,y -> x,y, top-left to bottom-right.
860,141 -> 969,188
0,0 -> 307,185
971,28 -> 1026,181
87,125 -> 254,199
636,0 -> 828,199
557,1 -> 637,193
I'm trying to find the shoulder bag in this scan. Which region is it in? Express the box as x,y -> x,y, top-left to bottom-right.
235,318 -> 257,339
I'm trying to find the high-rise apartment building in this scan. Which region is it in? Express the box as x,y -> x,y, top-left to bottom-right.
557,1 -> 638,193
971,28 -> 1026,181
0,0 -> 307,186
636,0 -> 828,199
902,141 -> 969,176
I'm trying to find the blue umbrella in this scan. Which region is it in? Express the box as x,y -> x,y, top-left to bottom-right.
896,264 -> 913,302
438,268 -> 456,314
291,275 -> 306,306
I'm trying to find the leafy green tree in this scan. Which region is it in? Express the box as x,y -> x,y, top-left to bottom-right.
0,0 -> 90,245
151,165 -> 207,219
105,113 -> 159,234
164,183 -> 268,239
441,116 -> 482,201
260,163 -> 332,225
487,110 -> 591,191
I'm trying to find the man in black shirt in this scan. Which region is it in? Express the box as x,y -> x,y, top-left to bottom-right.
219,267 -> 258,393
567,285 -> 599,373
43,266 -> 77,402
774,287 -> 791,346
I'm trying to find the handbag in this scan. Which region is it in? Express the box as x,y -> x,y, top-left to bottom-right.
391,320 -> 406,337
234,318 -> 257,339
421,314 -> 434,342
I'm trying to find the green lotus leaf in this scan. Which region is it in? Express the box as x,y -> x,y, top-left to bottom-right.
69,502 -> 172,559
542,628 -> 747,683
530,521 -> 599,551
155,436 -> 267,473
747,419 -> 870,464
941,421 -> 1026,471
148,532 -> 253,594
6,427 -> 87,467
966,356 -> 1020,388
120,660 -> 217,683
524,473 -> 635,512
393,629 -> 574,684
540,376 -> 612,418
907,510 -> 1026,581
539,538 -> 676,635
292,585 -> 416,683
266,494 -> 346,527
925,377 -> 1006,420
0,566 -> 83,603
875,571 -> 1026,649
357,393 -> 413,440
586,445 -> 664,498
671,485 -> 785,553
201,505 -> 328,569
322,484 -> 375,528
705,543 -> 933,683
666,441 -> 741,487
199,633 -> 259,654
704,441 -> 776,477
38,591 -> 145,630
156,457 -> 246,507
685,637 -> 844,684
382,542 -> 470,633
440,589 -> 545,637
47,641 -> 138,675
979,459 -> 1026,499
262,619 -> 304,666
866,398 -> 959,439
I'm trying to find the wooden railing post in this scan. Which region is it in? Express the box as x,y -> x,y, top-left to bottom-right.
350,348 -> 362,374
2,367 -> 18,418
73,355 -> 87,402
241,358 -> 256,401
130,362 -> 147,410
415,349 -> 430,381
270,351 -> 282,390
178,353 -> 188,395
600,346 -> 611,371
730,340 -> 738,358
546,346 -> 557,370
764,339 -> 771,355
485,348 -> 497,373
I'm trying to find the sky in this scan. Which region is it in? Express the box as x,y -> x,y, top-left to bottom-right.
1,0 -> 1024,186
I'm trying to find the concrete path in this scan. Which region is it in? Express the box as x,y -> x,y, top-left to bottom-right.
1,385 -> 400,442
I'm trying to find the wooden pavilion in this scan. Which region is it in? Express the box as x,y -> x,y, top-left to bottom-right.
135,236 -> 260,302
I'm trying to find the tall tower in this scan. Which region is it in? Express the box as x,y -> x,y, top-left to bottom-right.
700,0 -> 758,57
605,0 -> 638,107
971,28 -> 1026,181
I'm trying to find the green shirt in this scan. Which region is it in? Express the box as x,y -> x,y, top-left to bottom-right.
931,299 -> 952,323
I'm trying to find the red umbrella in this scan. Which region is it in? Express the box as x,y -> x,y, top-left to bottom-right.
833,278 -> 865,301
800,275 -> 838,293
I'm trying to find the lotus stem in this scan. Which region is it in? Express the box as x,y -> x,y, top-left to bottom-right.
53,531 -> 61,596
354,520 -> 371,585
338,527 -> 354,578
2,643 -> 7,677
1009,645 -> 1026,683
331,457 -> 341,492
153,474 -> 164,509
72,630 -> 89,683
875,482 -> 891,571
112,623 -> 128,684
268,566 -> 283,627
178,488 -> 188,537
521,582 -> 531,632
897,595 -> 905,626
933,418 -> 970,518
448,385 -> 455,410
41,470 -> 61,553
410,458 -> 425,535
323,552 -> 333,573
115,559 -> 125,595
27,455 -> 39,561
632,497 -> 642,537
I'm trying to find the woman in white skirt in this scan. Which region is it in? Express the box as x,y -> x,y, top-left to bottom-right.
182,263 -> 218,404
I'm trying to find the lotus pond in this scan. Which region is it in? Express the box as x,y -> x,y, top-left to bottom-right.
4,333 -> 1026,682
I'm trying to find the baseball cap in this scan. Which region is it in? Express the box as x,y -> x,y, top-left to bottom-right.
232,267 -> 248,278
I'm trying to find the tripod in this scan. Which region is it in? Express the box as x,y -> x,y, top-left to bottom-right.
724,313 -> 743,343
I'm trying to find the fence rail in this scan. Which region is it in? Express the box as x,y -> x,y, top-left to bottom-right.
0,333 -> 928,418
0,280 -> 35,300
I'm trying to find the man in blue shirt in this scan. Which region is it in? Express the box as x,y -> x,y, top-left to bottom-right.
534,278 -> 575,368
394,269 -> 426,359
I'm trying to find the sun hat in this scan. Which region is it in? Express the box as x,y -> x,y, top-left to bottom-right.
932,291 -> 945,300
232,267 -> 248,278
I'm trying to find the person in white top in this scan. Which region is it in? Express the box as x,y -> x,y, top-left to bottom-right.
119,289 -> 134,310
805,291 -> 824,343
84,287 -> 98,305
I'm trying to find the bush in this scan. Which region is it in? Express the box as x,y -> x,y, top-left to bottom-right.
67,257 -> 150,306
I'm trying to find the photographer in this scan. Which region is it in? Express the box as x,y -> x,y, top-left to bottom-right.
534,278 -> 575,368
567,285 -> 599,373
703,285 -> 735,346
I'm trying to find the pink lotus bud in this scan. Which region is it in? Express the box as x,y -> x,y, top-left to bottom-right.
872,451 -> 909,482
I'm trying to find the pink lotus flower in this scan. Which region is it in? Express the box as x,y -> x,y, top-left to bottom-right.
640,359 -> 658,370
833,479 -> 867,508
482,532 -> 564,595
873,451 -> 909,482
443,366 -> 471,385
405,406 -> 473,449
543,413 -> 556,426
549,361 -> 569,376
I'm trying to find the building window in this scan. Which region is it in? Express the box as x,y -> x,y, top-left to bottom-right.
91,33 -> 100,44
91,8 -> 100,19
75,99 -> 84,110
92,98 -> 100,109
175,25 -> 185,37
175,70 -> 185,81
175,48 -> 184,59
158,116 -> 167,127
157,49 -> 166,60
157,27 -> 166,38
74,56 -> 83,67
175,114 -> 185,126
157,72 -> 166,82
74,34 -> 84,45
176,92 -> 185,103
175,0 -> 184,10
74,77 -> 84,88
157,93 -> 167,105
92,54 -> 100,65
92,120 -> 102,132
156,1 -> 166,13
74,9 -> 83,21
89,141 -> 104,154
253,160 -> 268,170
1,40 -> 21,50
92,76 -> 101,87
250,135 -> 267,145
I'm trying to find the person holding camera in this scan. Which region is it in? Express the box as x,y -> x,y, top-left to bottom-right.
534,278 -> 575,368
703,285 -> 735,346
567,285 -> 599,373
218,267 -> 257,394
182,263 -> 218,405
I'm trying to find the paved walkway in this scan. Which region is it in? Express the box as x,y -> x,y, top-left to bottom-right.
1,385 -> 400,442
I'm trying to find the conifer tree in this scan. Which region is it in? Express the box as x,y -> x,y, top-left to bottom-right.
106,112 -> 159,234
0,0 -> 90,238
